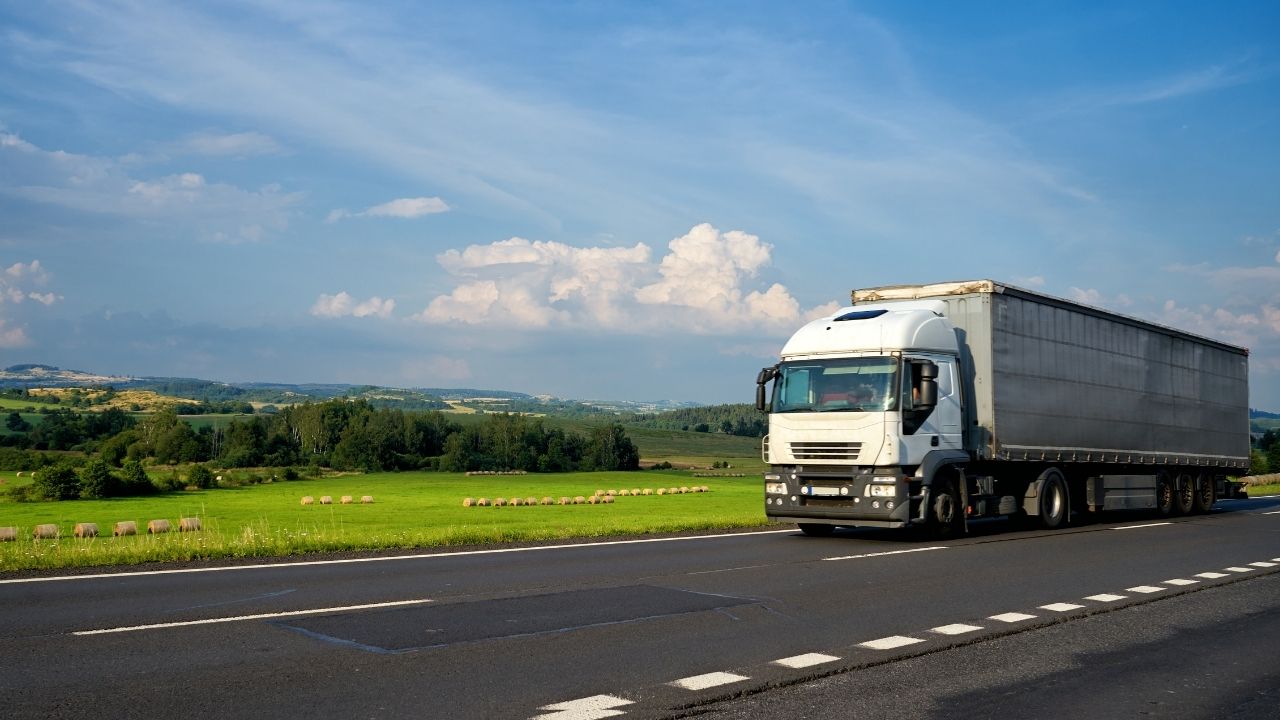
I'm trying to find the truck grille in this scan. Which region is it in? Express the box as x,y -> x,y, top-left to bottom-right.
790,442 -> 861,461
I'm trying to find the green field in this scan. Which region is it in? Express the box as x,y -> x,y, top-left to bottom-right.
0,469 -> 767,572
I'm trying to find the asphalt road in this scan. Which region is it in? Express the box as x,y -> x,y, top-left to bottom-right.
1,494 -> 1277,719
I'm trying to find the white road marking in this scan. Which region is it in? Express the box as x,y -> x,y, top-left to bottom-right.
989,612 -> 1037,623
860,635 -> 925,650
0,529 -> 799,586
1085,594 -> 1127,603
531,695 -> 633,720
822,546 -> 948,562
930,623 -> 983,636
772,653 -> 840,669
1195,572 -> 1228,579
72,598 -> 433,636
1262,510 -> 1280,515
1163,578 -> 1198,586
1111,522 -> 1172,530
1040,603 -> 1084,612
670,672 -> 749,691
1248,561 -> 1277,568
1126,586 -> 1165,594
1224,566 -> 1254,573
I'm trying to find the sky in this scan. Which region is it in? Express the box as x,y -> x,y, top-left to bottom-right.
1,1 -> 1278,407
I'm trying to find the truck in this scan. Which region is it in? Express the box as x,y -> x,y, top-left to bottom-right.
755,280 -> 1250,536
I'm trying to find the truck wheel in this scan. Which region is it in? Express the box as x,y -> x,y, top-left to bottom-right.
1173,472 -> 1195,515
1155,471 -> 1175,517
798,523 -> 835,537
1037,470 -> 1069,529
926,479 -> 963,538
1192,473 -> 1216,514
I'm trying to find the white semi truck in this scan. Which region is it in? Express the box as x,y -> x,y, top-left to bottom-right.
755,280 -> 1250,536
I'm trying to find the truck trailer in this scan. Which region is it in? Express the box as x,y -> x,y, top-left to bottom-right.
755,280 -> 1250,536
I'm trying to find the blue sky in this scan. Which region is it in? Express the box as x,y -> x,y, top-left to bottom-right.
1,1 -> 1278,407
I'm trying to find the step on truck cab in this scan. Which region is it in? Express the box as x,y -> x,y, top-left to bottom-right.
756,280 -> 1250,536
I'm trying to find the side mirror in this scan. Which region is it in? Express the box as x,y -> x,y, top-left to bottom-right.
755,365 -> 778,413
915,361 -> 938,409
756,383 -> 768,413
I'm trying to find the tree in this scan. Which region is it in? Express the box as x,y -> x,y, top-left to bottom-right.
5,412 -> 31,432
120,459 -> 156,496
79,459 -> 118,499
187,464 -> 215,489
34,464 -> 81,500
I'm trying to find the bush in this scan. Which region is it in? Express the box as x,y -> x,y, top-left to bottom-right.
33,464 -> 81,500
283,467 -> 300,482
119,459 -> 158,496
79,459 -> 120,499
187,464 -> 215,489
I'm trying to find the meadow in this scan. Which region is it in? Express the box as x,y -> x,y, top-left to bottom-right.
0,469 -> 767,572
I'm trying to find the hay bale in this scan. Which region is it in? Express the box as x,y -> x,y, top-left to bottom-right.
477,498 -> 490,506
178,517 -> 201,532
463,497 -> 475,507
541,497 -> 553,505
643,488 -> 653,495
669,487 -> 680,494
74,523 -> 99,539
33,524 -> 59,540
631,488 -> 641,496
595,489 -> 605,497
680,486 -> 690,493
301,496 -> 315,506
0,526 -> 16,542
587,495 -> 599,504
656,488 -> 666,495
113,521 -> 137,537
361,495 -> 374,504
607,489 -> 617,496
602,495 -> 615,504
701,485 -> 710,492
558,497 -> 570,505
215,475 -> 223,482
508,497 -> 521,506
525,497 -> 538,506
341,495 -> 353,504
147,519 -> 171,534
14,471 -> 22,477
319,495 -> 333,505
495,497 -> 507,507
573,496 -> 585,504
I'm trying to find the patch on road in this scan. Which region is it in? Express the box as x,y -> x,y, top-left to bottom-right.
277,585 -> 755,653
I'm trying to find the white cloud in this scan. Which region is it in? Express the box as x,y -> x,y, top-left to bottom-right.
310,291 -> 396,319
5,260 -> 50,283
326,196 -> 450,222
0,259 -> 59,348
414,223 -> 818,335
1068,287 -> 1132,309
0,318 -> 30,348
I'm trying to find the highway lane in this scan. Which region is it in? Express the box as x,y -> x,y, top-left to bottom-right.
1,495 -> 1277,719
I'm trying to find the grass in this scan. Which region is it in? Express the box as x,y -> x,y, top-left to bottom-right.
0,470 -> 767,572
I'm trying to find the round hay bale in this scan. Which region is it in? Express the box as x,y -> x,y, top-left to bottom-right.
319,495 -> 333,505
631,488 -> 641,496
607,489 -> 617,496
701,485 -> 710,492
643,488 -> 653,495
587,495 -> 599,504
477,498 -> 490,507
147,519 -> 171,534
178,517 -> 202,532
509,497 -> 521,507
15,471 -> 23,477
669,487 -> 680,494
525,497 -> 538,506
602,495 -> 615,504
341,495 -> 353,504
656,488 -> 666,495
113,521 -> 137,537
573,496 -> 585,504
494,497 -> 507,507
0,526 -> 16,542
74,522 -> 99,539
595,489 -> 605,497
301,496 -> 315,506
33,524 -> 59,540
541,497 -> 553,505
361,495 -> 374,504
463,497 -> 475,507
680,486 -> 690,493
558,497 -> 570,505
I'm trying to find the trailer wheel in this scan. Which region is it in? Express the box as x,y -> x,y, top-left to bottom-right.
1173,472 -> 1195,515
1037,470 -> 1069,529
1192,473 -> 1216,514
798,523 -> 835,537
926,478 -> 963,538
1155,471 -> 1175,517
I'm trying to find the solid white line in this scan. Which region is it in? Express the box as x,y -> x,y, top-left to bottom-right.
1262,510 -> 1280,515
1085,594 -> 1127,603
823,546 -> 948,562
1163,578 -> 1198,586
1111,522 -> 1172,531
1224,566 -> 1254,573
860,635 -> 924,650
1040,603 -> 1084,612
930,623 -> 983,636
1126,586 -> 1165,594
1195,572 -> 1228,579
989,612 -> 1037,623
772,653 -> 840,669
531,695 -> 633,720
1249,561 -> 1277,568
670,672 -> 749,691
72,598 -> 432,636
0,529 -> 798,585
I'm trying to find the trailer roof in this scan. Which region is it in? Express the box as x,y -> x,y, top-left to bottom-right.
851,280 -> 1249,356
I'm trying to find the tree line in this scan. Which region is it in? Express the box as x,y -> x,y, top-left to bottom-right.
623,403 -> 765,437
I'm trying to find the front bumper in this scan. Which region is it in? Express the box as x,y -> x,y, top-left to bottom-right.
764,464 -> 915,528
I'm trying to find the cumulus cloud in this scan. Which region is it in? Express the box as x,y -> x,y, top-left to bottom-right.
1068,287 -> 1132,308
326,196 -> 450,222
414,223 -> 818,334
0,259 -> 60,348
310,291 -> 396,319
0,318 -> 29,348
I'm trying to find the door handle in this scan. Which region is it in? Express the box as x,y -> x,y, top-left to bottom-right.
931,436 -> 939,447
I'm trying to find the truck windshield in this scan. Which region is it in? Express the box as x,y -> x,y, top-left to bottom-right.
772,357 -> 899,413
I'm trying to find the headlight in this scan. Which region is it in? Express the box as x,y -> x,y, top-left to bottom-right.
869,485 -> 896,497
766,482 -> 787,495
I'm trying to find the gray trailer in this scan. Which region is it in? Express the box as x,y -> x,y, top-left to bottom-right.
757,280 -> 1250,536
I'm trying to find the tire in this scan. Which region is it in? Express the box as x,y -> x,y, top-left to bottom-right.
798,523 -> 835,537
1155,471 -> 1175,517
1173,472 -> 1195,515
925,478 -> 963,538
1038,470 -> 1069,529
1192,473 -> 1216,514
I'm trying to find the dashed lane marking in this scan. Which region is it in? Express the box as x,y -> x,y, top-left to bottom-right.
1085,593 -> 1127,603
989,612 -> 1037,623
1263,510 -> 1280,515
72,598 -> 434,636
1224,566 -> 1254,573
822,546 -> 948,562
1249,561 -> 1277,568
772,653 -> 841,669
670,672 -> 750,691
1164,578 -> 1198,586
930,623 -> 983,636
1111,522 -> 1172,530
1196,572 -> 1229,579
1040,603 -> 1085,612
860,635 -> 925,650
531,695 -> 633,720
1126,586 -> 1165,594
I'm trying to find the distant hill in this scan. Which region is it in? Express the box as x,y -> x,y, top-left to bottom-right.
1252,408 -> 1280,420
